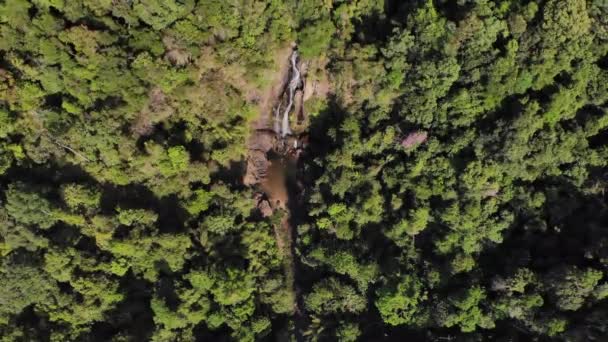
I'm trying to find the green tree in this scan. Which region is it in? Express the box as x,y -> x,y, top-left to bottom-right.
298,19 -> 335,58
305,278 -> 366,315
443,286 -> 495,332
5,183 -> 57,229
133,0 -> 195,30
375,275 -> 428,326
547,267 -> 603,311
61,184 -> 101,211
0,263 -> 59,325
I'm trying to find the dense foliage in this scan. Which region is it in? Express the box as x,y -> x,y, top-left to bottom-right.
1,0 -> 607,341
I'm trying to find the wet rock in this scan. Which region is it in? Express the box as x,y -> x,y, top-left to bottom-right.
294,89 -> 304,123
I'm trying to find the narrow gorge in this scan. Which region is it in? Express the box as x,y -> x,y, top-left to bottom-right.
244,47 -> 309,327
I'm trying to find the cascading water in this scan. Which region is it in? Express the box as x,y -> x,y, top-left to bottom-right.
274,50 -> 301,138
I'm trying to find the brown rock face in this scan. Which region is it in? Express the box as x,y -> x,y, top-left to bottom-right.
244,130 -> 277,186
248,130 -> 275,153
257,198 -> 274,217
244,150 -> 270,186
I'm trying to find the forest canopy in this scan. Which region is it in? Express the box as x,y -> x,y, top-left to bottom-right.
0,0 -> 608,341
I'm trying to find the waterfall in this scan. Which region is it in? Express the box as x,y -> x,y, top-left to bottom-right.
280,51 -> 300,137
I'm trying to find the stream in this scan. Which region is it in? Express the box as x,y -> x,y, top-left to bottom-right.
274,51 -> 301,138
246,48 -> 307,339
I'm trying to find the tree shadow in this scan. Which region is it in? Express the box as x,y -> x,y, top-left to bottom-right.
90,270 -> 154,342
480,176 -> 608,276
99,183 -> 188,234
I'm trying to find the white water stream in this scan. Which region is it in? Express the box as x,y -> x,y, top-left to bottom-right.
274,50 -> 301,137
